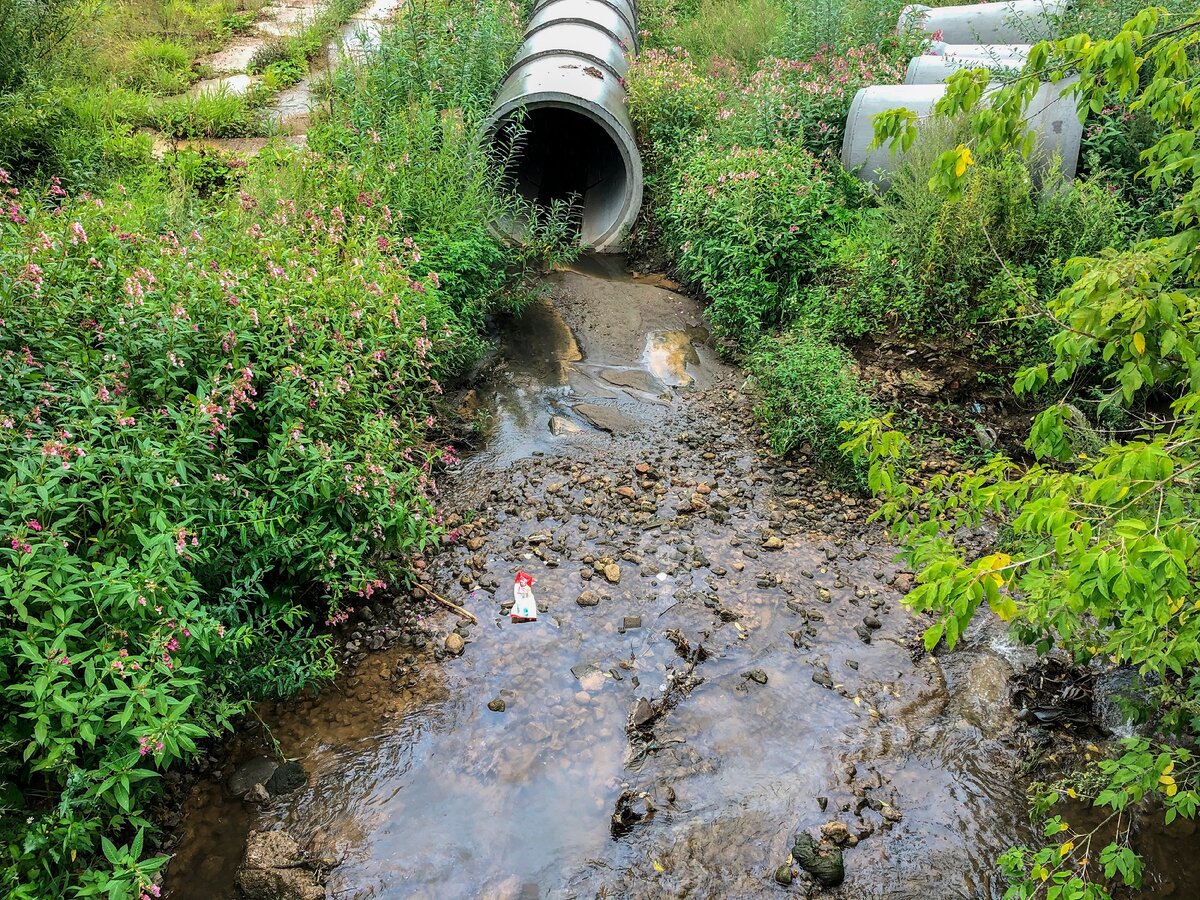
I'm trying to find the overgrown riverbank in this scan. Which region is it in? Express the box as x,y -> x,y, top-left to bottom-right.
0,0 -> 579,895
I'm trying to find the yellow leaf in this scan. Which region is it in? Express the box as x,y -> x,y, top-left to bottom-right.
953,145 -> 975,177
1060,841 -> 1075,857
1160,774 -> 1176,787
988,593 -> 1019,622
1133,332 -> 1146,355
1066,788 -> 1077,799
653,860 -> 665,873
1164,761 -> 1175,775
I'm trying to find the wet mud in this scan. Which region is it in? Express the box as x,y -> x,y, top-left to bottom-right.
164,257 -> 1198,899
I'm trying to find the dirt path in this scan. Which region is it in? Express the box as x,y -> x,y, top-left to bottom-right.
166,259 -> 1037,899
152,0 -> 402,157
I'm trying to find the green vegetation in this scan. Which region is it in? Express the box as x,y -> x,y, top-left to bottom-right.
633,0 -> 1200,895
748,333 -> 875,481
0,0 -> 576,896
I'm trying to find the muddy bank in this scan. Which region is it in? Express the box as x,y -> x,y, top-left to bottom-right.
164,258 -> 1062,898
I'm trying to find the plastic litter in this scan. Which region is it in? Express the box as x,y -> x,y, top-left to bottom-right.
510,572 -> 538,622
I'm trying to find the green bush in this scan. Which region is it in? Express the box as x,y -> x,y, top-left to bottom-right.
657,140 -> 857,343
130,37 -> 190,71
0,0 -> 81,93
627,48 -> 724,162
772,0 -> 918,59
786,209 -> 922,339
881,122 -> 1132,342
0,86 -> 153,187
0,142 -> 492,898
748,331 -> 875,482
248,37 -> 294,74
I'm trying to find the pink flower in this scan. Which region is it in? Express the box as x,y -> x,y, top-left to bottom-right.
26,520 -> 41,531
69,222 -> 88,245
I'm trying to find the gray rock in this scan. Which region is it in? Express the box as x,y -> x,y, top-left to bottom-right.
228,758 -> 278,797
488,697 -> 506,712
743,669 -> 768,685
576,591 -> 601,607
266,761 -> 306,796
549,415 -> 583,436
573,402 -> 637,434
237,831 -> 325,900
600,368 -> 661,393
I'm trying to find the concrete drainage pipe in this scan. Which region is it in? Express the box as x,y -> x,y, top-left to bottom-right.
483,0 -> 644,251
898,0 -> 1068,44
841,79 -> 1082,189
905,44 -> 1033,84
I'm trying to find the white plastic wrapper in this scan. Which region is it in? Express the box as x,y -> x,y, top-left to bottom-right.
511,572 -> 538,622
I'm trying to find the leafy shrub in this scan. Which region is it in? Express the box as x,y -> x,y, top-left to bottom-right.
881,121 -> 1132,341
787,209 -> 922,339
0,152 -> 481,897
0,0 -> 81,92
657,141 -> 857,342
0,0 -> 544,896
259,58 -> 308,91
748,331 -> 875,482
248,37 -> 294,74
627,48 -> 724,160
0,86 -> 153,187
730,42 -> 918,157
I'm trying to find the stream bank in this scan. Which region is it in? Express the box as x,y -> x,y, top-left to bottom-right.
164,258 -> 1051,898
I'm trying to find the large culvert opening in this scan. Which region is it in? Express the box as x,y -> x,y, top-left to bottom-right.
491,105 -> 629,249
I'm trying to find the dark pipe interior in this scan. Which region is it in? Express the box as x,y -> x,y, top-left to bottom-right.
494,106 -> 627,245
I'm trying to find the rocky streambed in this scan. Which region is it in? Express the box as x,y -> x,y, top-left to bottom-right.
165,258 -> 1189,899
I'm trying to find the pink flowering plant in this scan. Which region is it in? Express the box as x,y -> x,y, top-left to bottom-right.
0,155 -> 480,893
657,140 -> 859,342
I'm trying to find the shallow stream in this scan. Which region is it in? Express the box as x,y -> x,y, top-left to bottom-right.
164,259 -> 1157,899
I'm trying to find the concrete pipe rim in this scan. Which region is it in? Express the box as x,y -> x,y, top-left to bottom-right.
483,94 -> 644,251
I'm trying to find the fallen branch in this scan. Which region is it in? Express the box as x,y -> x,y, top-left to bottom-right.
414,584 -> 479,624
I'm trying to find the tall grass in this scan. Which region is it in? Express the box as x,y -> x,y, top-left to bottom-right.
672,0 -> 786,69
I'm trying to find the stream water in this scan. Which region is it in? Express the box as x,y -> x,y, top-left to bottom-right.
165,258 -> 1179,899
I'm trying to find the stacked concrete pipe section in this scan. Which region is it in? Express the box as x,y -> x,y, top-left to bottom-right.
841,0 -> 1081,188
905,41 -> 1033,84
483,0 -> 644,251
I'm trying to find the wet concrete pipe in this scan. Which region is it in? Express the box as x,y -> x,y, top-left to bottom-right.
483,0 -> 644,251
